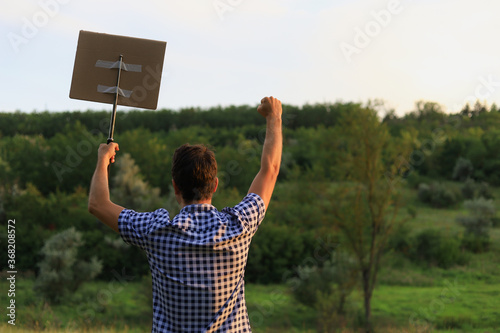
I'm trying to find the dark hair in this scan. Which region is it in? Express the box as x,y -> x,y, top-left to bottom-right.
172,144 -> 217,203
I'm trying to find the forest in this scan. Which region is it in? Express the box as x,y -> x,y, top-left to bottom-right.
1,100 -> 499,332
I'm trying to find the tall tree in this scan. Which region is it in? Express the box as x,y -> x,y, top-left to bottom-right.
328,106 -> 411,332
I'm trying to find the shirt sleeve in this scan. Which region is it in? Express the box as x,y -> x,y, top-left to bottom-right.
118,208 -> 170,250
222,193 -> 266,235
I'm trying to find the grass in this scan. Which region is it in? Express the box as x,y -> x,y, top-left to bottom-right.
371,283 -> 500,330
1,278 -> 499,332
0,276 -> 152,332
0,326 -> 142,332
246,284 -> 316,332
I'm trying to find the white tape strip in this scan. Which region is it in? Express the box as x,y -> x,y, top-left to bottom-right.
95,60 -> 142,72
97,84 -> 133,98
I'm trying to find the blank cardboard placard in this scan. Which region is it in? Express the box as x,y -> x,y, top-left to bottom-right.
70,30 -> 166,110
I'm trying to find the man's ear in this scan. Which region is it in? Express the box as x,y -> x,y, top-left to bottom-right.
172,179 -> 181,195
213,177 -> 219,193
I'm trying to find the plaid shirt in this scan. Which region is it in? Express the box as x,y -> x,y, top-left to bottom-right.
118,193 -> 265,332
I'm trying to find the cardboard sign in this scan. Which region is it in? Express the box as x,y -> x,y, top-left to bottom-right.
70,30 -> 166,110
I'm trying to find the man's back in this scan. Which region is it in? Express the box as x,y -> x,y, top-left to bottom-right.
88,96 -> 282,332
119,193 -> 265,332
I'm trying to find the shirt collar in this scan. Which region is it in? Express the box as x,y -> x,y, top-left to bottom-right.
180,204 -> 216,213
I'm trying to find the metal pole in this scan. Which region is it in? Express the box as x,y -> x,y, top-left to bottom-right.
107,54 -> 123,144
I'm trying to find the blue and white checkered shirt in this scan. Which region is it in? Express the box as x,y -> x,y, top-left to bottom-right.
118,193 -> 265,332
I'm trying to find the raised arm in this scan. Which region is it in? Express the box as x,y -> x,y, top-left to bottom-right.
88,142 -> 125,233
248,96 -> 283,210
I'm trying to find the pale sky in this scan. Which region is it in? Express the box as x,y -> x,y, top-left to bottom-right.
1,0 -> 500,115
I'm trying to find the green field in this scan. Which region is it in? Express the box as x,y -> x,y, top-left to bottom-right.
1,278 -> 499,332
2,261 -> 499,332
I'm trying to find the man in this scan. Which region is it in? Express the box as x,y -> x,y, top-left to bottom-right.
88,96 -> 282,332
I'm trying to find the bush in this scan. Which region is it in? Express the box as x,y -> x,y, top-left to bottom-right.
452,157 -> 473,181
315,291 -> 346,333
417,183 -> 432,203
461,178 -> 476,200
288,252 -> 357,314
460,179 -> 495,200
34,228 -> 102,303
410,229 -> 466,268
246,223 -> 318,283
289,265 -> 329,308
406,205 -> 417,219
418,182 -> 460,208
458,198 -> 495,236
405,171 -> 432,189
477,181 -> 495,199
387,224 -> 412,257
460,234 -> 490,253
456,198 -> 495,252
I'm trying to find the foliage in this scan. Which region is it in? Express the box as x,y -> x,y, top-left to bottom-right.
460,178 -> 494,200
387,224 -> 413,258
417,182 -> 460,208
327,106 -> 412,332
388,225 -> 469,269
0,183 -> 97,272
460,178 -> 476,199
456,198 -> 495,252
452,157 -> 473,181
288,252 -> 357,317
111,153 -> 165,212
404,171 -> 432,190
34,228 -> 102,303
410,229 -> 466,268
3,101 -> 500,196
477,181 -> 495,199
115,127 -> 171,194
246,222 -> 317,283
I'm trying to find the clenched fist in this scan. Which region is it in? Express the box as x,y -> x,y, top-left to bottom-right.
257,96 -> 282,120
